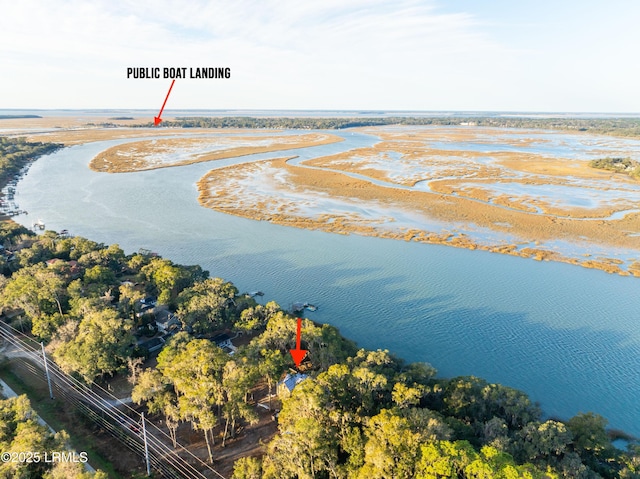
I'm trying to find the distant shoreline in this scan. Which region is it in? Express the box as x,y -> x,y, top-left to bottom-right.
2,108 -> 640,118
0,114 -> 42,120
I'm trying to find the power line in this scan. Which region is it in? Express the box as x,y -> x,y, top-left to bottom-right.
0,322 -> 227,479
0,326 -> 205,479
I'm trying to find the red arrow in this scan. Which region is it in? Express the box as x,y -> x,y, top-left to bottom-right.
153,79 -> 175,126
289,317 -> 307,367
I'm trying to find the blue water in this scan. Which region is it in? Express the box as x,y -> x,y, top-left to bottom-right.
11,130 -> 640,437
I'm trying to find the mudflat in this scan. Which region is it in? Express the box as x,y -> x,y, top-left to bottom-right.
89,133 -> 343,172
197,126 -> 640,276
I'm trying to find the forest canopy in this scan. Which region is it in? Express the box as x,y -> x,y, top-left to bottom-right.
130,115 -> 640,139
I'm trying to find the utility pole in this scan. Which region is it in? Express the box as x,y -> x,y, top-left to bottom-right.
40,342 -> 53,399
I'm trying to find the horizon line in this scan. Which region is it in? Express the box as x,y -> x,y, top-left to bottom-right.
2,108 -> 640,117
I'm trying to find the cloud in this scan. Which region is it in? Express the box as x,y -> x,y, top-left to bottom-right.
2,0 -> 637,111
0,1 -> 491,108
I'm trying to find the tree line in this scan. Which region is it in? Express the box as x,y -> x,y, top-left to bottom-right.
124,116 -> 640,138
0,137 -> 61,185
589,157 -> 640,179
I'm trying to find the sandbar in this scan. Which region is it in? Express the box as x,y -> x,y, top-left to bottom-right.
89,133 -> 343,172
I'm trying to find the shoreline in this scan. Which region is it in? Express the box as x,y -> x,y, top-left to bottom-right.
88,133 -> 344,172
197,156 -> 640,278
2,220 -> 637,475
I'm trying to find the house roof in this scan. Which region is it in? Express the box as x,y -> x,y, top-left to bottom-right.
212,333 -> 230,344
139,337 -> 164,351
156,314 -> 179,326
279,373 -> 308,392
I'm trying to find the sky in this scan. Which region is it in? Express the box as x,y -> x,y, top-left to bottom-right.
2,0 -> 639,112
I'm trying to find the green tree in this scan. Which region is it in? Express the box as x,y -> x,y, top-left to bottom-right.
82,265 -> 117,297
98,243 -> 126,271
252,311 -> 297,352
396,361 -> 437,386
118,282 -> 145,320
352,365 -> 389,415
176,277 -> 239,334
52,308 -> 134,382
131,368 -> 180,447
44,461 -> 109,479
32,312 -> 66,341
263,415 -> 340,479
443,377 -> 540,430
1,264 -> 65,317
258,348 -> 286,409
415,440 -> 478,479
402,407 -> 452,442
221,359 -> 259,446
142,258 -> 203,305
392,382 -> 423,409
126,252 -> 150,272
358,409 -> 421,479
303,323 -> 358,371
513,420 -> 572,465
15,241 -> 53,268
0,264 -> 67,340
567,412 -> 610,457
235,303 -> 271,333
157,338 -> 227,463
232,457 -> 262,479
0,395 -> 68,478
67,237 -> 102,262
268,375 -> 345,478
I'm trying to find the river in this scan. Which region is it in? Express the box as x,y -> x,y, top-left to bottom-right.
11,128 -> 640,437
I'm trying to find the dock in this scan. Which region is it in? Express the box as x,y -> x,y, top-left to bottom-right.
291,302 -> 318,313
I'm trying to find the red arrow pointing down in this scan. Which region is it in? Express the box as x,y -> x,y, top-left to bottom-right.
154,79 -> 175,126
290,317 -> 307,367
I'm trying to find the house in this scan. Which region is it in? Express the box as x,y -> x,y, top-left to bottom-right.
139,337 -> 165,353
67,260 -> 81,277
140,297 -> 156,306
45,259 -> 81,279
211,333 -> 232,349
155,311 -> 181,334
211,333 -> 236,355
277,373 -> 308,398
136,304 -> 156,318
